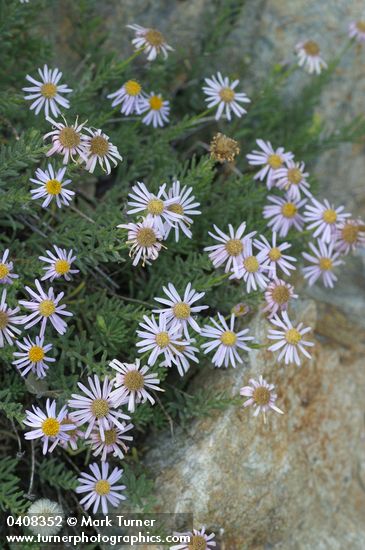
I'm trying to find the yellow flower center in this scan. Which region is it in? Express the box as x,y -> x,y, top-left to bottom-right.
167,203 -> 184,215
40,82 -> 57,99
271,285 -> 290,305
147,198 -> 164,215
281,202 -> 297,218
89,135 -> 109,157
0,311 -> 9,330
322,209 -> 337,224
210,133 -> 240,163
225,239 -> 243,256
41,417 -> 60,437
94,480 -> 111,496
28,345 -> 45,362
124,79 -> 142,96
268,247 -> 282,261
243,255 -> 259,273
103,428 -> 117,445
173,344 -> 186,353
45,179 -> 62,195
155,331 -> 170,348
188,535 -> 207,550
356,21 -> 365,33
303,40 -> 320,56
145,28 -> 164,47
91,398 -> 110,418
232,303 -> 249,316
55,259 -> 70,275
220,330 -> 237,346
0,263 -> 10,279
219,87 -> 235,103
252,386 -> 271,406
38,299 -> 56,317
173,302 -> 191,319
136,227 -> 157,248
319,257 -> 333,271
287,167 -> 302,185
123,370 -> 145,391
341,223 -> 359,244
285,328 -> 302,345
149,95 -> 163,110
59,127 -> 81,149
267,154 -> 283,169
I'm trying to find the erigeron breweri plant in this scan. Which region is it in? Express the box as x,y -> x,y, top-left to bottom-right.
1,0 -> 365,532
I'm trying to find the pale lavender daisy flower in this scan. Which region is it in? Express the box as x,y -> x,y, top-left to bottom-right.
263,194 -> 307,237
23,65 -> 72,118
349,21 -> 365,43
44,116 -> 88,164
201,313 -> 254,368
127,24 -> 174,61
39,245 -> 78,282
170,526 -> 216,550
89,421 -> 133,462
13,336 -> 55,378
109,358 -> 163,412
127,181 -> 182,236
81,128 -> 123,175
117,217 -> 164,267
0,249 -> 18,285
203,72 -> 250,121
107,79 -> 144,115
68,375 -> 130,440
160,338 -> 199,376
263,278 -> 298,318
273,159 -> 310,200
76,462 -> 126,515
254,232 -> 297,278
246,139 -> 294,189
162,180 -> 201,241
302,239 -> 343,288
136,313 -> 188,367
139,92 -> 170,128
230,239 -> 270,292
334,218 -> 365,255
0,289 -> 23,347
267,311 -> 314,366
19,279 -> 72,337
204,222 -> 256,273
24,399 -> 73,454
304,197 -> 350,243
240,375 -> 284,422
30,164 -> 74,209
153,282 -> 208,337
295,40 -> 327,74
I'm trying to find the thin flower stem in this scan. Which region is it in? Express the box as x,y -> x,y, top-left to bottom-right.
26,440 -> 35,499
10,419 -> 22,456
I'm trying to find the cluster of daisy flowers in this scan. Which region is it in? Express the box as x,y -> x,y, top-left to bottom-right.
23,62 -> 124,213
27,116 -> 124,210
23,358 -> 165,514
246,138 -> 365,288
0,246 -> 78,380
119,179 -> 201,266
138,281 -> 253,373
202,134 -> 364,421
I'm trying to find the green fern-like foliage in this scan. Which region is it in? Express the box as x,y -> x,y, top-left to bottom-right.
0,458 -> 28,515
